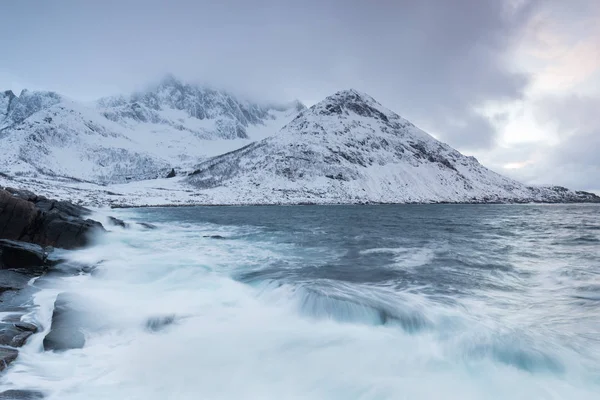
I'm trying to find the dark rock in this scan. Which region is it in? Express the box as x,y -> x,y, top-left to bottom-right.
1,315 -> 40,334
137,222 -> 157,230
43,293 -> 86,351
203,235 -> 226,240
0,190 -> 38,240
0,240 -> 47,272
24,212 -> 104,249
0,346 -> 18,372
0,323 -> 33,347
2,188 -> 37,202
13,321 -> 38,333
32,197 -> 89,218
0,188 -> 105,250
166,168 -> 176,178
0,270 -> 32,294
0,390 -> 44,399
145,314 -> 177,332
107,216 -> 128,228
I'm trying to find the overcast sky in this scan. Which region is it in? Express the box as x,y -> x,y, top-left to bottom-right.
1,0 -> 599,192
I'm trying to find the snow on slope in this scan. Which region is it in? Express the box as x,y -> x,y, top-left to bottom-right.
187,89 -> 599,204
97,75 -> 305,141
0,89 -> 61,130
0,77 -> 304,184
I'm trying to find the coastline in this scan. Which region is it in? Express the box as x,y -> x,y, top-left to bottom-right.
0,187 -> 152,394
2,174 -> 599,211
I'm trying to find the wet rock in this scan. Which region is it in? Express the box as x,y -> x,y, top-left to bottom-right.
0,270 -> 32,294
43,293 -> 85,351
2,188 -> 38,202
33,197 -> 88,218
137,222 -> 157,230
2,315 -> 40,334
0,240 -> 46,297
0,240 -> 47,272
0,191 -> 37,240
13,321 -> 38,333
0,346 -> 18,372
0,390 -> 44,399
166,168 -> 176,178
25,212 -> 104,250
107,216 -> 128,228
145,314 -> 177,332
0,188 -> 105,250
0,323 -> 33,347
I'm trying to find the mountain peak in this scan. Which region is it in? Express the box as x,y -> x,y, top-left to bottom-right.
304,89 -> 398,125
322,89 -> 378,107
2,90 -> 16,100
157,73 -> 185,90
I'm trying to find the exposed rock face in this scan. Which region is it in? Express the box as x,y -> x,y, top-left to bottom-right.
0,270 -> 31,295
0,389 -> 44,399
137,222 -> 157,230
0,89 -> 62,131
166,168 -> 176,178
0,240 -> 47,272
145,314 -> 177,332
0,91 -> 16,123
187,89 -> 600,205
107,216 -> 128,228
0,188 -> 110,373
0,346 -> 18,372
99,75 -> 305,140
43,293 -> 86,351
0,188 -> 105,250
0,319 -> 38,348
0,77 -> 305,184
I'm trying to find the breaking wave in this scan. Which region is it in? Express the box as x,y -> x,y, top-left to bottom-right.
2,204 -> 600,399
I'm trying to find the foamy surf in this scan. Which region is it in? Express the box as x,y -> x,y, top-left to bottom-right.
1,204 -> 599,399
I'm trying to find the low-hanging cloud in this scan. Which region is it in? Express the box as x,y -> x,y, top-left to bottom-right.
0,0 -> 539,152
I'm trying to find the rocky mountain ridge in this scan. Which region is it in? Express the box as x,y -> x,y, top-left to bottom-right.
187,89 -> 599,204
97,75 -> 305,140
0,82 -> 597,205
0,77 -> 304,184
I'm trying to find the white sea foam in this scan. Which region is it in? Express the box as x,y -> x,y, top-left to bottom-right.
1,209 -> 599,399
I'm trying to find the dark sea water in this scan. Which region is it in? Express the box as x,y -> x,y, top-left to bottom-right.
2,204 -> 600,399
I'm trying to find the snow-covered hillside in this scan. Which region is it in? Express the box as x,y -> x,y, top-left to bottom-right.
187,89 -> 599,204
1,84 -> 596,206
97,75 -> 305,141
0,89 -> 62,130
0,77 -> 304,184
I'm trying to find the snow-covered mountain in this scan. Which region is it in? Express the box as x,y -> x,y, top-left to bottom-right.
1,83 -> 596,206
0,89 -> 62,130
0,77 -> 304,184
187,89 -> 599,204
97,75 -> 305,140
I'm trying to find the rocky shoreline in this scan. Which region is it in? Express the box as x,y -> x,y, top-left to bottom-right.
0,187 -> 143,399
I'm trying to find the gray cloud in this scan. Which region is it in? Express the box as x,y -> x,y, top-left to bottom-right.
524,95 -> 600,192
1,0 -> 536,151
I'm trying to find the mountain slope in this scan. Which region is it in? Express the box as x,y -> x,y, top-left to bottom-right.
0,89 -> 62,130
0,78 -> 304,184
187,89 -> 599,204
97,75 -> 305,140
